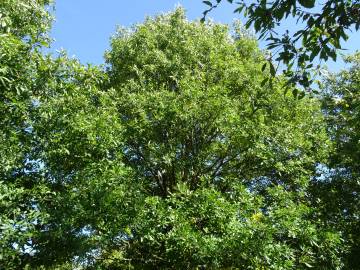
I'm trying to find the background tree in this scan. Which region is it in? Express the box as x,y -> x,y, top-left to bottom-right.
0,1 -> 54,268
202,0 -> 360,90
1,1 -> 131,268
311,53 -> 360,269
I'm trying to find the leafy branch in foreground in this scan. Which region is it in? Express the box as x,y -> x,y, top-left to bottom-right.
202,0 -> 360,90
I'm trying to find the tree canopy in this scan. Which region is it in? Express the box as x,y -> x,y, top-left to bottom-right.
0,2 -> 359,269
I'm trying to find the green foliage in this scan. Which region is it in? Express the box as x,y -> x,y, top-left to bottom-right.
0,0 -> 53,43
0,1 -> 131,268
202,0 -> 360,90
322,53 -> 360,171
102,184 -> 341,269
0,1 -> 54,268
312,53 -> 360,269
106,9 -> 329,197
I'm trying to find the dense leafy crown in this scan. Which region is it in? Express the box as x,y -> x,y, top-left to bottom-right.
106,9 -> 328,197
100,9 -> 339,269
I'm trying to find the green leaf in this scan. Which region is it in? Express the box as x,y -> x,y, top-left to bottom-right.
292,88 -> 298,98
269,61 -> 276,76
298,0 -> 315,8
309,47 -> 320,61
261,77 -> 269,86
328,49 -> 337,61
261,62 -> 267,72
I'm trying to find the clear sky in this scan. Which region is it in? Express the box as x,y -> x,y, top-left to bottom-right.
50,0 -> 360,72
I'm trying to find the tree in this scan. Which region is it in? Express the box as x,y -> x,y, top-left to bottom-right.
202,0 -> 360,90
311,53 -> 360,269
101,9 -> 342,269
0,1 -> 54,268
0,1 -> 127,268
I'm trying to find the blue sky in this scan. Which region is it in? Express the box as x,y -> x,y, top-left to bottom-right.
50,1 -> 359,71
